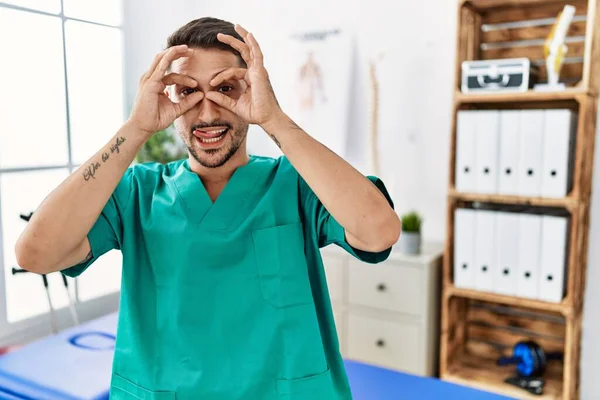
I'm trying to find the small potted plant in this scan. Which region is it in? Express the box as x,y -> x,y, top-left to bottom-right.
399,211 -> 422,255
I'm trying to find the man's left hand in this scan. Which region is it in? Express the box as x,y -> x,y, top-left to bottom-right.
206,25 -> 283,127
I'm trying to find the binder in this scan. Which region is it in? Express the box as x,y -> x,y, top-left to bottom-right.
541,109 -> 576,198
455,111 -> 477,192
516,212 -> 542,299
474,111 -> 500,194
539,215 -> 569,303
517,110 -> 545,197
474,210 -> 496,291
454,208 -> 476,289
494,211 -> 519,296
498,111 -> 520,196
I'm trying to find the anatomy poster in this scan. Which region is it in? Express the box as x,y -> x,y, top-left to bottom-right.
271,28 -> 352,158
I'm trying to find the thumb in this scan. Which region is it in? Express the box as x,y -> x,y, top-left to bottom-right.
205,91 -> 236,112
174,91 -> 204,117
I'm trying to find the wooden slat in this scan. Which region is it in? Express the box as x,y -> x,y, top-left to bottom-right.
481,19 -> 586,43
467,324 -> 565,355
468,304 -> 566,337
563,312 -> 583,400
481,40 -> 585,60
537,61 -> 584,84
440,295 -> 469,376
582,0 -> 600,92
481,0 -> 588,24
455,88 -> 588,104
448,189 -> 579,210
446,284 -> 569,315
472,0 -> 580,10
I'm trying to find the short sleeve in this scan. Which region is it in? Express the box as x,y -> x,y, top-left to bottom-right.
61,168 -> 134,277
299,174 -> 395,264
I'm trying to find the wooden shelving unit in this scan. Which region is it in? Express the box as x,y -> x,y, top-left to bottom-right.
440,1 -> 600,399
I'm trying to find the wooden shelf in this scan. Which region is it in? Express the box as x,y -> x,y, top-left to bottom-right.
448,189 -> 579,210
441,1 -> 599,398
445,284 -> 570,315
444,352 -> 563,400
455,88 -> 589,104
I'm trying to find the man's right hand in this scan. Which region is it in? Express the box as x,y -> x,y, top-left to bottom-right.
127,44 -> 204,138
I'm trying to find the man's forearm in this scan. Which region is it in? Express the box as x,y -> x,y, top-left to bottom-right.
262,111 -> 401,250
15,121 -> 147,272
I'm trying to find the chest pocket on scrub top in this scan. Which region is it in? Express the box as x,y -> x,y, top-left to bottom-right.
252,222 -> 313,308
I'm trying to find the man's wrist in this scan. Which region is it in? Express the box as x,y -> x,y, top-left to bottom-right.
260,109 -> 290,134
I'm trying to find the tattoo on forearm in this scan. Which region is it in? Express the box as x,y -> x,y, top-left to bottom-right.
82,136 -> 126,181
269,133 -> 281,149
78,249 -> 93,264
288,118 -> 302,131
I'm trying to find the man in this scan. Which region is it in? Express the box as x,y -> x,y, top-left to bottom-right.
15,17 -> 400,399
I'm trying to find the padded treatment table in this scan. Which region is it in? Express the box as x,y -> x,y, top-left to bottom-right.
344,360 -> 516,399
0,311 -> 515,399
0,312 -> 118,400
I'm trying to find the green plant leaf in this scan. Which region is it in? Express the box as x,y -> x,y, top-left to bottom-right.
400,211 -> 422,233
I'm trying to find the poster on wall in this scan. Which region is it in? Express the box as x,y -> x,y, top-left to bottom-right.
270,28 -> 353,159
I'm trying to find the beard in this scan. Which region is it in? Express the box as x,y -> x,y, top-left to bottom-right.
178,120 -> 248,169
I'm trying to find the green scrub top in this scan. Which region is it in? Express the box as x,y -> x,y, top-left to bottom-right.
63,155 -> 393,400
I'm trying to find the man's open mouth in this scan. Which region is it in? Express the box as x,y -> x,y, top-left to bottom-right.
192,127 -> 229,145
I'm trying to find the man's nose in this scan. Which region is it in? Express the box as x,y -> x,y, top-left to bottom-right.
196,95 -> 221,123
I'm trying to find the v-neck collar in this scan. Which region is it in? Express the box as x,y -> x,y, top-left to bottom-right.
171,156 -> 265,231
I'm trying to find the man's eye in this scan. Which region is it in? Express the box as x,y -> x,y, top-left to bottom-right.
181,88 -> 197,96
218,86 -> 233,93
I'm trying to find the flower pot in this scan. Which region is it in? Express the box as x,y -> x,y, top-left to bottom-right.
400,232 -> 421,255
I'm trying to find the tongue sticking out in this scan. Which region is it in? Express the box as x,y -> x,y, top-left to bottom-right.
193,127 -> 228,138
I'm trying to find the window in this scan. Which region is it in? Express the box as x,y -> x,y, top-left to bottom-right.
0,0 -> 125,329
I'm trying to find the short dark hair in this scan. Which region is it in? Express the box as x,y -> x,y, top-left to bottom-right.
166,17 -> 246,67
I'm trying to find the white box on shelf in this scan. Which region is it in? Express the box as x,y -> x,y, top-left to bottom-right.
498,111 -> 521,196
474,111 -> 501,194
516,213 -> 542,299
494,211 -> 519,296
539,215 -> 569,303
454,208 -> 476,290
461,58 -> 537,94
517,110 -> 545,197
541,109 -> 576,198
455,111 -> 477,192
474,210 -> 496,292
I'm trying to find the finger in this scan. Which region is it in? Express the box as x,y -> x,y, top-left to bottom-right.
173,90 -> 204,118
150,45 -> 194,82
234,24 -> 250,39
209,68 -> 247,87
246,33 -> 264,66
217,33 -> 251,65
205,91 -> 237,112
162,73 -> 197,88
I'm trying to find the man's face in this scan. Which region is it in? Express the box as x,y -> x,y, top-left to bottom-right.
169,47 -> 248,168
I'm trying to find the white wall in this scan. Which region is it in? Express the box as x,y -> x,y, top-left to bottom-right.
179,0 -> 457,243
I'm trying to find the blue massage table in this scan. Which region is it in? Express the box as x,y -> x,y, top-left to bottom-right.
0,312 -> 515,399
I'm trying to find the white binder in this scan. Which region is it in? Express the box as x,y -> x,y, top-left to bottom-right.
517,110 -> 545,197
498,111 -> 520,196
474,210 -> 496,291
541,109 -> 576,198
516,213 -> 542,299
474,111 -> 500,194
494,211 -> 519,296
539,215 -> 569,303
454,208 -> 476,289
455,111 -> 477,192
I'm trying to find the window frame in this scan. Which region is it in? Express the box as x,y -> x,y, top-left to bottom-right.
0,0 -> 125,344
